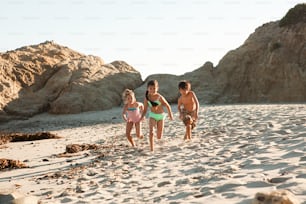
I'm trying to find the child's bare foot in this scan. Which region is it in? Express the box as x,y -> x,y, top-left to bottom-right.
137,135 -> 144,139
184,136 -> 191,141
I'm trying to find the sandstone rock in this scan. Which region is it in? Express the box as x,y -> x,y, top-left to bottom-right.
213,3 -> 306,103
183,61 -> 221,104
146,3 -> 306,104
49,60 -> 142,114
134,61 -> 219,104
135,74 -> 181,104
0,41 -> 142,119
279,4 -> 306,27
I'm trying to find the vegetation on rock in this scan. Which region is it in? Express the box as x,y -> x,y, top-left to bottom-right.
279,4 -> 306,27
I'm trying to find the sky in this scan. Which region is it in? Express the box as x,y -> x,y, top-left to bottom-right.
0,0 -> 304,79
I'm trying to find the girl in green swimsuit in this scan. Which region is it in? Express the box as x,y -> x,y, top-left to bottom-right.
141,80 -> 173,151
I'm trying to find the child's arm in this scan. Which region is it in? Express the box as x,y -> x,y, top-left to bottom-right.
138,102 -> 144,112
160,95 -> 173,120
191,91 -> 199,121
138,102 -> 145,121
177,96 -> 183,120
140,98 -> 148,120
122,105 -> 128,122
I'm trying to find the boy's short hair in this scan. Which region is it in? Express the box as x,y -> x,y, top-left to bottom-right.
178,80 -> 191,90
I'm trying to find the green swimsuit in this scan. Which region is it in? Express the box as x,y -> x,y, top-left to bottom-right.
148,100 -> 166,121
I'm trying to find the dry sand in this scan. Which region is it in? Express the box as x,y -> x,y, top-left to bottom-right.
0,104 -> 305,204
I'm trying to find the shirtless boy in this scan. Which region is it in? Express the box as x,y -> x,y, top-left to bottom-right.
177,80 -> 199,140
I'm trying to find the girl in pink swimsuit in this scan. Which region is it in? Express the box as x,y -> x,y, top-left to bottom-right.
122,89 -> 144,147
126,107 -> 142,123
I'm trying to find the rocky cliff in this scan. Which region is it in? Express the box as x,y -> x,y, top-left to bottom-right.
213,3 -> 306,103
136,4 -> 306,104
0,41 -> 142,121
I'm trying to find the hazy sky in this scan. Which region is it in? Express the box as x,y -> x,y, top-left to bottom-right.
1,0 -> 304,79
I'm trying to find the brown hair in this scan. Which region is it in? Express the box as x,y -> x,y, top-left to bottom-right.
145,80 -> 159,107
178,80 -> 191,90
147,80 -> 158,87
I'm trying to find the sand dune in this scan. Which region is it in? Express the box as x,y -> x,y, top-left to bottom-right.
0,104 -> 305,203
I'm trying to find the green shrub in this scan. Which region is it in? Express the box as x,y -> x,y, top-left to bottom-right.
279,3 -> 306,27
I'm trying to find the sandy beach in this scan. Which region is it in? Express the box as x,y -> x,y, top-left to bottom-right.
0,104 -> 305,204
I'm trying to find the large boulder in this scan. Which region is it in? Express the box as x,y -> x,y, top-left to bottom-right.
0,41 -> 83,111
134,61 -> 219,104
0,41 -> 142,120
135,74 -> 181,104
49,60 -> 142,114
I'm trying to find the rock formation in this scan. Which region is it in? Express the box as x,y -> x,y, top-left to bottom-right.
214,4 -> 306,103
134,74 -> 182,104
0,41 -> 142,121
0,4 -> 305,121
136,3 -> 306,104
134,61 -> 218,104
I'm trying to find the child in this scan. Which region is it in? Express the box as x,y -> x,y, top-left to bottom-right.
122,89 -> 144,147
141,80 -> 173,151
177,80 -> 199,140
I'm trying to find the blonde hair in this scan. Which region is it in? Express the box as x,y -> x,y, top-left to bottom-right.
122,89 -> 135,104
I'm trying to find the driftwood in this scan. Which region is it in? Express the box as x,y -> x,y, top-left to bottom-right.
0,132 -> 61,145
0,159 -> 28,169
65,144 -> 100,153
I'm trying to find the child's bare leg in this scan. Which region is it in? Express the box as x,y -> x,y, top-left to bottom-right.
188,118 -> 194,140
184,116 -> 192,140
156,120 -> 164,140
126,122 -> 135,147
186,124 -> 192,140
135,122 -> 143,139
149,118 -> 155,151
183,127 -> 187,140
184,130 -> 187,140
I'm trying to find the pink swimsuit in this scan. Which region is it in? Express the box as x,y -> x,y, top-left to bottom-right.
127,107 -> 142,123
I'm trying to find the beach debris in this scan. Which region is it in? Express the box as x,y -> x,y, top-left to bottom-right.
157,181 -> 171,187
65,144 -> 100,153
252,189 -> 300,204
56,143 -> 103,158
268,176 -> 292,183
0,158 -> 28,170
0,132 -> 61,145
